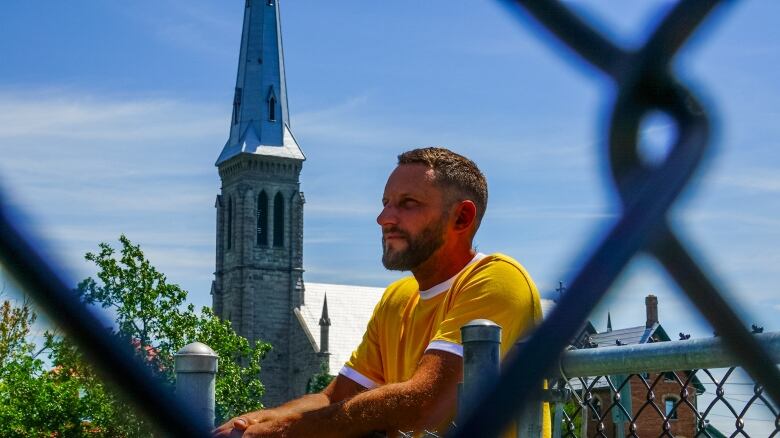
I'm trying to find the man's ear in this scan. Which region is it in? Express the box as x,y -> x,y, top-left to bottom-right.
452,200 -> 477,233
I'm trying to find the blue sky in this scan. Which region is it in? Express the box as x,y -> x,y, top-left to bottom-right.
1,1 -> 778,351
1,1 -> 778,433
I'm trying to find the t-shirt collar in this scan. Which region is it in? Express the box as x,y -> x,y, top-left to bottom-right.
419,252 -> 486,300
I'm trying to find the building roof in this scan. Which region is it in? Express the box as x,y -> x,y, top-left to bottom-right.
589,325 -> 656,347
297,282 -> 385,373
216,0 -> 303,166
297,282 -> 557,374
216,124 -> 304,165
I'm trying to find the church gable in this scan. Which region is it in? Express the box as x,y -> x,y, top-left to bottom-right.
296,282 -> 386,374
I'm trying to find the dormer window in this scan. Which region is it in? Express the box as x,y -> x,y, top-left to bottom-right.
267,86 -> 277,122
268,96 -> 276,122
232,88 -> 242,125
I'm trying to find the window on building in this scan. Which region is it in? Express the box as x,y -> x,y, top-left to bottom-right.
227,197 -> 233,250
663,372 -> 677,382
232,88 -> 242,125
268,96 -> 276,122
591,395 -> 602,420
665,396 -> 679,420
273,192 -> 284,247
257,191 -> 268,246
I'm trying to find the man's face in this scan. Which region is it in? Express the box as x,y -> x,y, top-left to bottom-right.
377,164 -> 450,271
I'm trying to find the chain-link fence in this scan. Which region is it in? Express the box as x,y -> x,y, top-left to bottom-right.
553,331 -> 780,438
448,324 -> 780,438
1,0 -> 779,437
453,0 -> 780,435
557,368 -> 779,438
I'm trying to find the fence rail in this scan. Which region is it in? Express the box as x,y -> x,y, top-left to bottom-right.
453,1 -> 780,435
559,332 -> 780,378
457,320 -> 780,437
1,0 -> 778,437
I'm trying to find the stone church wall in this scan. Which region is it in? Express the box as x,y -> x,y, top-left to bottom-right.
288,316 -> 327,398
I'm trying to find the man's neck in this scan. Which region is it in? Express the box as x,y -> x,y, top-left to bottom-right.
411,245 -> 476,291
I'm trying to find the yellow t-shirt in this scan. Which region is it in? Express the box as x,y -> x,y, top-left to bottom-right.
340,253 -> 551,437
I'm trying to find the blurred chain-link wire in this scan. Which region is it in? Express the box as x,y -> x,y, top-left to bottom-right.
454,1 -> 780,436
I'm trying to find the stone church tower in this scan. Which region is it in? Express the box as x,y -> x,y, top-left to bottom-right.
211,0 -> 307,407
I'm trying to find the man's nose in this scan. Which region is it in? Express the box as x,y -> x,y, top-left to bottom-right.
377,205 -> 397,227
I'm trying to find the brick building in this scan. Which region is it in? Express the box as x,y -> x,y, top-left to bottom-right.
573,295 -> 705,437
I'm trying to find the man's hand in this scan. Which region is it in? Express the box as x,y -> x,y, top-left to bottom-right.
211,375 -> 364,437
212,409 -> 281,437
210,352 -> 460,437
237,412 -> 304,438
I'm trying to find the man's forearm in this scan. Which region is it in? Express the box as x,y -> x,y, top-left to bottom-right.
271,392 -> 332,416
291,378 -> 455,437
237,353 -> 460,437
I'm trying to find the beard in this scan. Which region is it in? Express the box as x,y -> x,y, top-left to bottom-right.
381,217 -> 446,271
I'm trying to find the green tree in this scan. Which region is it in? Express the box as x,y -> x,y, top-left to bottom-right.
0,235 -> 271,436
0,297 -> 88,435
306,360 -> 334,394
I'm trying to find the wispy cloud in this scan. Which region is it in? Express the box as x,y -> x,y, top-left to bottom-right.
118,0 -> 236,56
489,205 -> 616,221
0,90 -> 224,141
306,200 -> 376,217
711,171 -> 780,193
0,90 -> 223,298
295,94 -> 423,147
681,210 -> 780,228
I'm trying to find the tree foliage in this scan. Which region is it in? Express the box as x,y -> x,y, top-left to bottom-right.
0,235 -> 271,436
305,360 -> 334,394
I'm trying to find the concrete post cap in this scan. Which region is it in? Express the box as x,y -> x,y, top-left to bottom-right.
461,319 -> 502,343
175,342 -> 218,373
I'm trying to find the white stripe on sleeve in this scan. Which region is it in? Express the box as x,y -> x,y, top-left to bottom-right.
338,365 -> 379,389
424,340 -> 464,357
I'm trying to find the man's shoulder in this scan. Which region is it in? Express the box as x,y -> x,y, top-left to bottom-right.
377,276 -> 418,305
462,253 -> 537,292
472,252 -> 528,275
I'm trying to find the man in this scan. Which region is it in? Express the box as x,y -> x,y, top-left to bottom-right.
214,147 -> 546,437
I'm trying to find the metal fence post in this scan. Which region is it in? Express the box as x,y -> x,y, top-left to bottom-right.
515,338 -> 542,438
552,400 -> 563,438
175,342 -> 218,428
459,319 -> 501,424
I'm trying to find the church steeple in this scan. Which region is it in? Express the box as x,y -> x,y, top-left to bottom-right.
216,0 -> 304,165
212,0 -> 306,406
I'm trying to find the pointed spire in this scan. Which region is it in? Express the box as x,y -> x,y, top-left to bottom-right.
319,294 -> 330,354
319,294 -> 331,327
216,0 -> 304,165
607,312 -> 612,332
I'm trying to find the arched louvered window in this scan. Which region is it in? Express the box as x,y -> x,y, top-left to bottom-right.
273,192 -> 284,247
268,96 -> 276,122
257,191 -> 268,246
226,196 -> 233,250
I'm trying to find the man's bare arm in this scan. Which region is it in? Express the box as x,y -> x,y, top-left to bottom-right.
241,350 -> 462,437
211,374 -> 365,437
